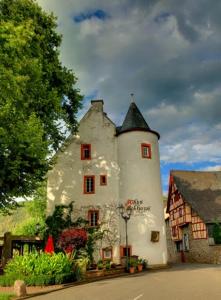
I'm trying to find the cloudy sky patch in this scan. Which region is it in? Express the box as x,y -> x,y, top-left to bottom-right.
37,0 -> 221,194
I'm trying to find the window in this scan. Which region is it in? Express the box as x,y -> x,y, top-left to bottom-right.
84,176 -> 95,194
102,247 -> 112,260
182,233 -> 189,251
172,226 -> 178,237
120,245 -> 132,257
100,175 -> 107,186
175,241 -> 183,252
179,207 -> 183,217
141,143 -> 151,159
81,144 -> 91,160
88,210 -> 99,226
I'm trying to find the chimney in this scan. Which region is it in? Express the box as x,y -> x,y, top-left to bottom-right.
91,100 -> 104,112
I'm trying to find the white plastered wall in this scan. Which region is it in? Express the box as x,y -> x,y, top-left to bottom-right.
47,101 -> 168,265
117,131 -> 168,265
47,101 -> 121,262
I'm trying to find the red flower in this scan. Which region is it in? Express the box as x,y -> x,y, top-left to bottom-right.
57,228 -> 87,253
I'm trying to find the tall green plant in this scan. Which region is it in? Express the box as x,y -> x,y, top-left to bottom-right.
5,252 -> 72,276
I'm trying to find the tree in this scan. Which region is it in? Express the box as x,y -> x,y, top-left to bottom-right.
0,0 -> 82,213
13,183 -> 47,237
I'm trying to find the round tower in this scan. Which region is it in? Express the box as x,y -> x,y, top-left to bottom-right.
117,102 -> 167,265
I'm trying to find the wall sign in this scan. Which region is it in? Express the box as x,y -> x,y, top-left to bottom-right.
126,199 -> 151,214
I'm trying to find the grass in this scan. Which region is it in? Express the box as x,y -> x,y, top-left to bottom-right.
0,293 -> 15,300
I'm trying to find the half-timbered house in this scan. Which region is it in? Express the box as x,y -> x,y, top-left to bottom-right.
166,170 -> 221,263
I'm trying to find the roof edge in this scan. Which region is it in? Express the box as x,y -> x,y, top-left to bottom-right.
116,127 -> 160,139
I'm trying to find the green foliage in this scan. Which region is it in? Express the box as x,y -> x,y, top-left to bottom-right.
0,183 -> 47,236
105,259 -> 111,270
1,252 -> 76,286
0,272 -> 75,286
0,275 -> 17,287
213,222 -> 221,244
85,227 -> 104,263
5,252 -> 73,277
97,260 -> 104,270
13,183 -> 47,237
142,259 -> 148,269
0,0 -> 82,213
74,251 -> 90,278
45,202 -> 75,246
128,257 -> 138,268
0,293 -> 15,300
46,202 -> 104,263
14,218 -> 46,237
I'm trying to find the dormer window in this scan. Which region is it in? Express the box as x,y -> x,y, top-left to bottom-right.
81,144 -> 91,160
141,143 -> 151,159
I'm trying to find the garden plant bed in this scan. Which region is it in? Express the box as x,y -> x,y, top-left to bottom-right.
85,266 -> 125,281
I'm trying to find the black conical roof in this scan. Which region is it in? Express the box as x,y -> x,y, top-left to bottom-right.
117,102 -> 160,139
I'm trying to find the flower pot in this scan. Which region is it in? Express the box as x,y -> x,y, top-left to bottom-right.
137,264 -> 143,272
129,266 -> 135,274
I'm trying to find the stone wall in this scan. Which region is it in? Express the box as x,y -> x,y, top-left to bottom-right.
166,221 -> 221,264
165,219 -> 181,263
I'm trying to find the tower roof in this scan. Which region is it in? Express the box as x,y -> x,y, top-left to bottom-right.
117,102 -> 160,139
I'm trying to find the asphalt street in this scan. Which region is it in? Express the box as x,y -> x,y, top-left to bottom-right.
29,264 -> 221,300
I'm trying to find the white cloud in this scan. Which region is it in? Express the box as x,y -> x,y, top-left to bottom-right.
36,0 -> 221,181
200,165 -> 221,171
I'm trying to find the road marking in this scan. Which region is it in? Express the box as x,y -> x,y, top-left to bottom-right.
133,294 -> 143,300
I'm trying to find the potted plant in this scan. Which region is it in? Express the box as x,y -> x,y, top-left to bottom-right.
142,258 -> 148,270
128,257 -> 137,274
137,258 -> 143,272
97,259 -> 104,270
105,259 -> 111,270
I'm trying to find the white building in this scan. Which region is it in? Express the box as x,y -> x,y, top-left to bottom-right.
47,100 -> 167,266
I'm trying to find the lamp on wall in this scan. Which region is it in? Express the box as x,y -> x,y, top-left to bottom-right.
117,204 -> 132,271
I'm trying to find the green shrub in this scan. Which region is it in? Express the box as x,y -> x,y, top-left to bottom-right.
0,272 -> 76,287
1,252 -> 75,286
5,252 -> 72,277
105,259 -> 111,270
0,274 -> 20,287
0,293 -> 15,300
128,258 -> 137,267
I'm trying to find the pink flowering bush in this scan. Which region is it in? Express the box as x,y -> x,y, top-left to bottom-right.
57,228 -> 87,254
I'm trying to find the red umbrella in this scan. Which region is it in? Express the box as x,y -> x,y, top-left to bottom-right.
44,235 -> 54,253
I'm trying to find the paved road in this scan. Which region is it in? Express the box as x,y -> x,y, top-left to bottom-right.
29,264 -> 221,300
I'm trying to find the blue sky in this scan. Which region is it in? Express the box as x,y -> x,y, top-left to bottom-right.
38,0 -> 221,194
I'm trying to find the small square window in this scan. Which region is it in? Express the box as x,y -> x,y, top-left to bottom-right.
141,143 -> 151,159
102,247 -> 112,260
88,210 -> 99,226
100,175 -> 107,186
84,176 -> 95,194
81,144 -> 91,160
